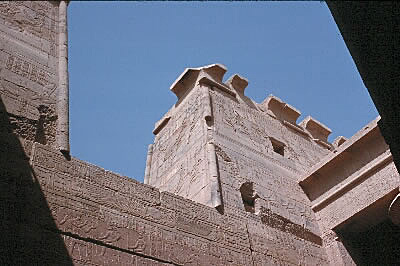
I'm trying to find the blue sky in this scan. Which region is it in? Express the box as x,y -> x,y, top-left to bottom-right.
68,2 -> 378,182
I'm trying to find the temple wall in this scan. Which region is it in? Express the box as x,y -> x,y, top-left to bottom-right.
12,141 -> 328,265
317,159 -> 398,230
148,86 -> 211,203
22,143 -> 253,265
299,118 -> 400,265
208,86 -> 331,265
2,2 -> 398,265
145,62 -> 333,264
0,1 -> 60,148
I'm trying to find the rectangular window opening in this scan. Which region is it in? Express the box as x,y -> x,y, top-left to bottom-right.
270,138 -> 285,156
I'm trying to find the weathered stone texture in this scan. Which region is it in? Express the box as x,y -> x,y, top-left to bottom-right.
300,117 -> 400,265
0,1 -> 60,151
147,63 -> 336,264
2,2 -> 399,265
9,142 -> 254,265
147,62 -> 399,264
149,86 -> 209,202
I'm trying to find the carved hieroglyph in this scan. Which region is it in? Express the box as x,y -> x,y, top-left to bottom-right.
146,63 -> 337,264
148,63 -> 332,212
0,1 -> 69,151
3,2 -> 399,265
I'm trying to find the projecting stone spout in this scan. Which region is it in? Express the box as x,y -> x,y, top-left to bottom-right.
169,63 -> 227,100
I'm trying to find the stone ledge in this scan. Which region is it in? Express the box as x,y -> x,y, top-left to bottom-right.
224,74 -> 248,95
299,116 -> 331,143
332,136 -> 347,148
299,116 -> 381,185
169,63 -> 227,100
262,95 -> 301,125
311,150 -> 392,211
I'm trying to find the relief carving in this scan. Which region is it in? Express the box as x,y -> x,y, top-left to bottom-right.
5,49 -> 392,265
4,54 -> 56,98
0,6 -> 358,264
63,235 -> 137,265
0,2 -> 56,43
56,207 -> 98,237
127,228 -> 146,253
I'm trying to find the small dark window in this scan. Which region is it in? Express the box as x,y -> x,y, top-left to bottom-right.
270,138 -> 285,156
240,182 -> 258,213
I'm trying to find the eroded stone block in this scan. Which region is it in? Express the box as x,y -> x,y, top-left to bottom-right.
299,115 -> 331,143
262,95 -> 301,125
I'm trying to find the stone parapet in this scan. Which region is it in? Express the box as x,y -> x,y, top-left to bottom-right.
299,116 -> 332,145
3,3 -> 398,263
262,95 -> 301,125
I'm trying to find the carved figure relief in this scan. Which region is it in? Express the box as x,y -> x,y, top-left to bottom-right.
0,2 -> 56,43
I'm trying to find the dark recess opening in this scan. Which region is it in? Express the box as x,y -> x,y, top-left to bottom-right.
270,138 -> 285,156
335,191 -> 400,265
240,182 -> 258,213
339,219 -> 400,265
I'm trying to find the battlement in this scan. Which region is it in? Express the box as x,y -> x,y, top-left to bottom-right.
161,64 -> 335,150
3,3 -> 398,265
262,95 -> 301,124
147,64 -> 338,216
170,63 -> 234,100
225,74 -> 249,94
149,66 -> 336,209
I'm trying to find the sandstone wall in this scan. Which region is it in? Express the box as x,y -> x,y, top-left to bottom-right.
2,1 -> 397,265
25,143 -> 255,265
299,117 -> 400,265
0,1 -> 66,264
208,76 -> 331,265
2,138 -> 330,265
0,1 -> 60,148
146,64 -> 333,264
148,86 -> 210,203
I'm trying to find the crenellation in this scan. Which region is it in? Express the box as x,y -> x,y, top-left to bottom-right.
299,115 -> 332,144
3,7 -> 398,264
332,135 -> 347,148
169,63 -> 229,101
224,74 -> 248,95
262,95 -> 301,125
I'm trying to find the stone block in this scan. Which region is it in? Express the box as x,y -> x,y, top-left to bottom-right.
169,63 -> 227,100
225,74 -> 248,95
299,116 -> 332,143
332,135 -> 347,148
2,5 -> 397,263
262,95 -> 301,125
